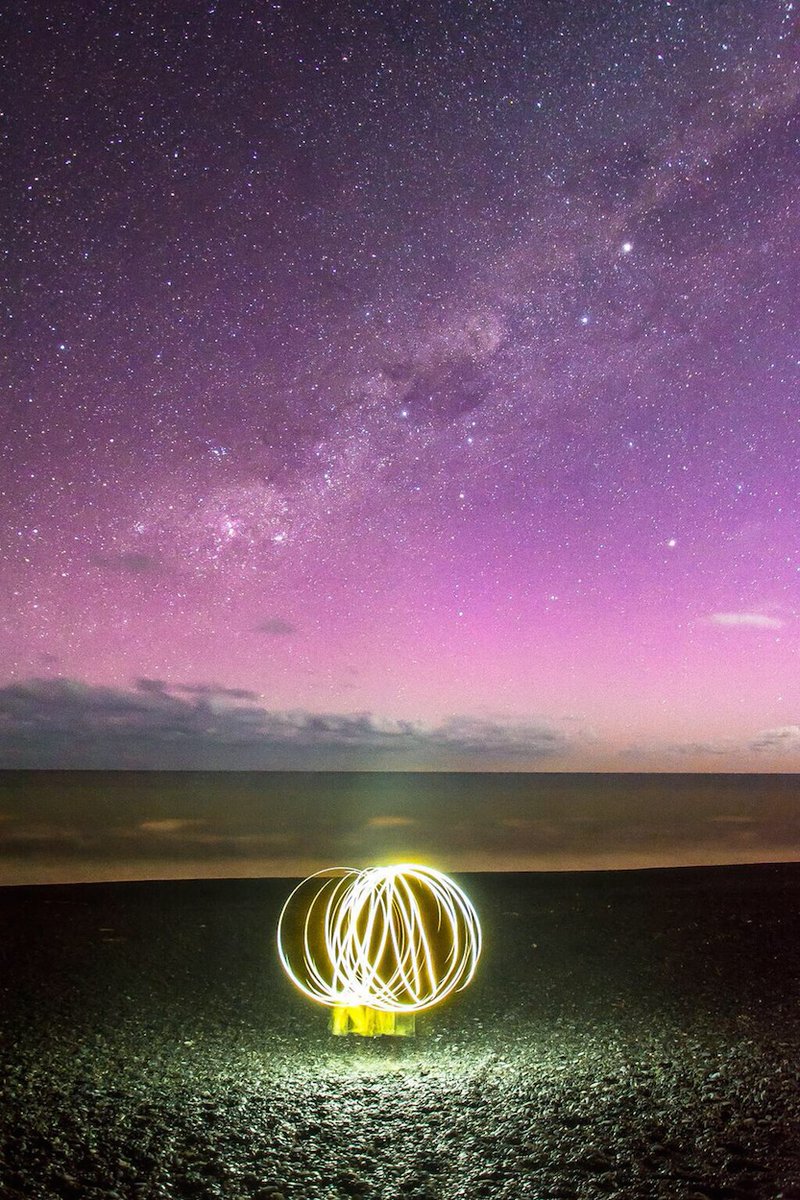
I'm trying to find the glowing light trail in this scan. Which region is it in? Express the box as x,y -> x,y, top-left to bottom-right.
277,864 -> 481,1034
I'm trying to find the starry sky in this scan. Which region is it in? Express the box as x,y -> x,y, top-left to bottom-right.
3,0 -> 800,773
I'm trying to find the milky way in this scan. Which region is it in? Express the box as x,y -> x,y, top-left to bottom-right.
3,0 -> 799,769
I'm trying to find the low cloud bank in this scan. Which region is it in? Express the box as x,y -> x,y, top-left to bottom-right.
0,678 -> 574,769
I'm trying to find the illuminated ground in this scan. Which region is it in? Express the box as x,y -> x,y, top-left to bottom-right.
1,866 -> 799,1200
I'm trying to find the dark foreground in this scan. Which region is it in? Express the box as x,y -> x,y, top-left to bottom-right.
1,866 -> 799,1200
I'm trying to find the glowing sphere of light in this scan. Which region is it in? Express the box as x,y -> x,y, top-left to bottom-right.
277,863 -> 482,1013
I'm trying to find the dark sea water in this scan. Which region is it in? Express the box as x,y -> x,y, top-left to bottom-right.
1,865 -> 799,1199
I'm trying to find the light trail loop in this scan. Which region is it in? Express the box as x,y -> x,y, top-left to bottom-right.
277,863 -> 482,1014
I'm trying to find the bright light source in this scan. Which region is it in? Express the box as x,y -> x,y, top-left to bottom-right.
277,863 -> 482,1035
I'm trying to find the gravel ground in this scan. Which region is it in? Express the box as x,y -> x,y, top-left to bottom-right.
1,865 -> 799,1200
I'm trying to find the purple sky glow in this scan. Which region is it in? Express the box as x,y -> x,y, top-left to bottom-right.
3,0 -> 800,773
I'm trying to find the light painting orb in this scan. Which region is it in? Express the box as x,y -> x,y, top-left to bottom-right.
277,863 -> 482,1016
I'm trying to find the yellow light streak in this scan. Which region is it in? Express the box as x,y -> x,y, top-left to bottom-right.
277,864 -> 481,1024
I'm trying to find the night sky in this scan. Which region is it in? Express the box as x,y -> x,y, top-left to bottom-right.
3,0 -> 800,777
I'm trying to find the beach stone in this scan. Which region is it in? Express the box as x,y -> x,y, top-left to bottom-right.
337,1173 -> 370,1195
577,1149 -> 613,1171
51,1172 -> 82,1198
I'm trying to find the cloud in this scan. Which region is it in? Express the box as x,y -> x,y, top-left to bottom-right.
661,740 -> 733,758
426,715 -> 567,755
750,726 -> 800,754
0,678 -> 576,769
256,617 -> 299,636
137,677 -> 169,694
94,552 -> 164,574
137,679 -> 260,701
628,731 -> 800,763
175,683 -> 260,701
707,612 -> 784,629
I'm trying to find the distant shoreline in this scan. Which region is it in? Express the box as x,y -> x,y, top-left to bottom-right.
2,858 -> 799,892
